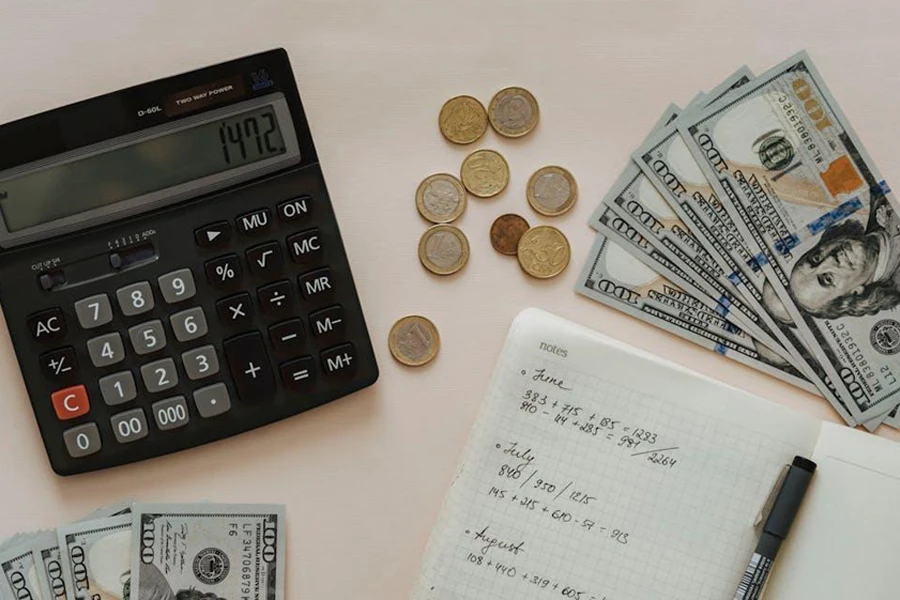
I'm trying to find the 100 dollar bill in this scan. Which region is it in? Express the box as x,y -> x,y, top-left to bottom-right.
576,234 -> 818,394
57,514 -> 132,600
0,544 -> 48,600
678,51 -> 900,422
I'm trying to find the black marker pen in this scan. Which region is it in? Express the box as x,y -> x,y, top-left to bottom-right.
733,455 -> 816,600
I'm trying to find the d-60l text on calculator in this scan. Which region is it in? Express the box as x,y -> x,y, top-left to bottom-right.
0,49 -> 378,475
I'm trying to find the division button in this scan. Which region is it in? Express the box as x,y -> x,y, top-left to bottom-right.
158,269 -> 197,304
246,241 -> 284,277
193,383 -> 232,418
63,423 -> 102,458
110,408 -> 149,444
195,221 -> 232,248
279,356 -> 315,392
309,305 -> 346,340
277,196 -> 312,222
170,306 -> 209,342
86,332 -> 126,367
152,396 -> 190,431
321,343 -> 357,378
287,229 -> 323,263
51,384 -> 90,420
116,281 -> 155,316
27,308 -> 66,341
268,319 -> 305,356
205,254 -> 243,290
181,345 -> 220,381
98,370 -> 137,406
140,357 -> 179,393
128,319 -> 167,355
236,208 -> 272,235
74,294 -> 113,329
223,332 -> 275,403
216,293 -> 254,327
257,280 -> 293,318
298,268 -> 335,301
40,347 -> 78,381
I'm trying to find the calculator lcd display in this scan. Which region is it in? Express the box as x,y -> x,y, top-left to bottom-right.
0,104 -> 288,232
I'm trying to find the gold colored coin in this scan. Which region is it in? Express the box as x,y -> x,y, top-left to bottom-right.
438,95 -> 488,145
416,173 -> 467,224
527,166 -> 578,216
517,225 -> 570,279
490,214 -> 530,256
389,315 -> 440,367
488,87 -> 540,138
460,149 -> 510,198
418,224 -> 470,275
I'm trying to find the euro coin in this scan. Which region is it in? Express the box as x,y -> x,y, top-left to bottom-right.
389,315 -> 440,367
527,166 -> 577,216
490,214 -> 530,256
488,87 -> 539,138
416,173 -> 467,224
418,225 -> 470,275
460,149 -> 509,198
439,95 -> 488,145
517,225 -> 570,279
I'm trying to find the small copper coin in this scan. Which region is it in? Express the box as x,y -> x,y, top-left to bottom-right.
490,214 -> 530,256
439,95 -> 488,145
389,315 -> 440,366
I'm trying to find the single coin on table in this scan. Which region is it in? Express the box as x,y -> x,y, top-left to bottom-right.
490,214 -> 530,256
389,315 -> 441,367
527,166 -> 578,216
460,149 -> 510,198
517,225 -> 571,279
418,224 -> 470,276
416,173 -> 467,224
438,95 -> 488,145
488,87 -> 540,138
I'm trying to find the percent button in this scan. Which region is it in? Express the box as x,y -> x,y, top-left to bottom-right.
204,254 -> 243,290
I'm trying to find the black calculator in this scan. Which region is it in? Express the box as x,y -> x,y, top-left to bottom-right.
0,49 -> 378,475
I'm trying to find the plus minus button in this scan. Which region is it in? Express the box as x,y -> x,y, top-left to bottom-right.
223,332 -> 275,402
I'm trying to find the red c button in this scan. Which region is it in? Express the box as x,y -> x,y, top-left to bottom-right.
51,385 -> 90,420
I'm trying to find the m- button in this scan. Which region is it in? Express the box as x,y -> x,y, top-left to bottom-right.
28,308 -> 66,341
236,208 -> 272,235
309,305 -> 346,340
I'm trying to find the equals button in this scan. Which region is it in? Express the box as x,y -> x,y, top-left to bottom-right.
280,356 -> 315,392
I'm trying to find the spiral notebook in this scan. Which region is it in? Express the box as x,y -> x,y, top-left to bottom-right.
410,309 -> 900,600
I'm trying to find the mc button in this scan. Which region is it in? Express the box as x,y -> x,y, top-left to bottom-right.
28,308 -> 66,341
287,229 -> 323,263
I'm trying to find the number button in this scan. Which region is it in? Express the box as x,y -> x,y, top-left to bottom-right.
40,347 -> 78,381
116,282 -> 155,316
277,196 -> 311,222
51,385 -> 90,420
27,308 -> 66,341
63,423 -> 102,458
287,229 -> 323,263
128,320 -> 167,355
246,242 -> 283,277
216,293 -> 254,327
170,307 -> 208,342
205,254 -> 243,290
87,332 -> 125,367
140,358 -> 179,393
98,371 -> 137,406
158,269 -> 197,304
181,345 -> 220,381
110,408 -> 149,444
257,280 -> 293,318
236,208 -> 272,235
298,268 -> 334,301
193,383 -> 231,418
74,294 -> 113,329
152,396 -> 190,431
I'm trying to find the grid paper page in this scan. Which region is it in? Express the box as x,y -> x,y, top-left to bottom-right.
412,309 -> 821,600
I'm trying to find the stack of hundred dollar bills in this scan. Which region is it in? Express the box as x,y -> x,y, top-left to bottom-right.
0,500 -> 285,600
577,51 -> 900,431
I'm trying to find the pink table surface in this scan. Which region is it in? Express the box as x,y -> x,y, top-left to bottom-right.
0,1 -> 898,597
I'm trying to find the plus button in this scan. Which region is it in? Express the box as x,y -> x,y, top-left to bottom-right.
245,362 -> 261,379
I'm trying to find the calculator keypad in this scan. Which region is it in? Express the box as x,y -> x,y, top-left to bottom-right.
116,282 -> 155,316
128,320 -> 167,355
216,293 -> 254,327
74,294 -> 113,329
140,358 -> 179,393
51,385 -> 90,420
87,333 -> 126,367
205,255 -> 243,290
98,371 -> 137,406
223,332 -> 275,402
63,423 -> 102,458
170,307 -> 208,343
193,383 -> 231,418
40,347 -> 78,381
110,408 -> 149,444
28,308 -> 66,341
158,269 -> 197,304
152,396 -> 190,430
182,345 -> 220,380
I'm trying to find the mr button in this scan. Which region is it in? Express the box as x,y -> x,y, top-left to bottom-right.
28,308 -> 66,341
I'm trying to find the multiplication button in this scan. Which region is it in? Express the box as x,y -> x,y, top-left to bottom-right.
216,293 -> 254,327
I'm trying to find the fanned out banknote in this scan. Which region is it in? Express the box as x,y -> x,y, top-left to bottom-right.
0,501 -> 286,600
579,51 -> 900,429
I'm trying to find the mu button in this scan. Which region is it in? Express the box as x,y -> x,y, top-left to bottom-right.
236,208 -> 272,235
51,385 -> 90,420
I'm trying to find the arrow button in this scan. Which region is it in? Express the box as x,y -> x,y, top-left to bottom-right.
195,221 -> 232,248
